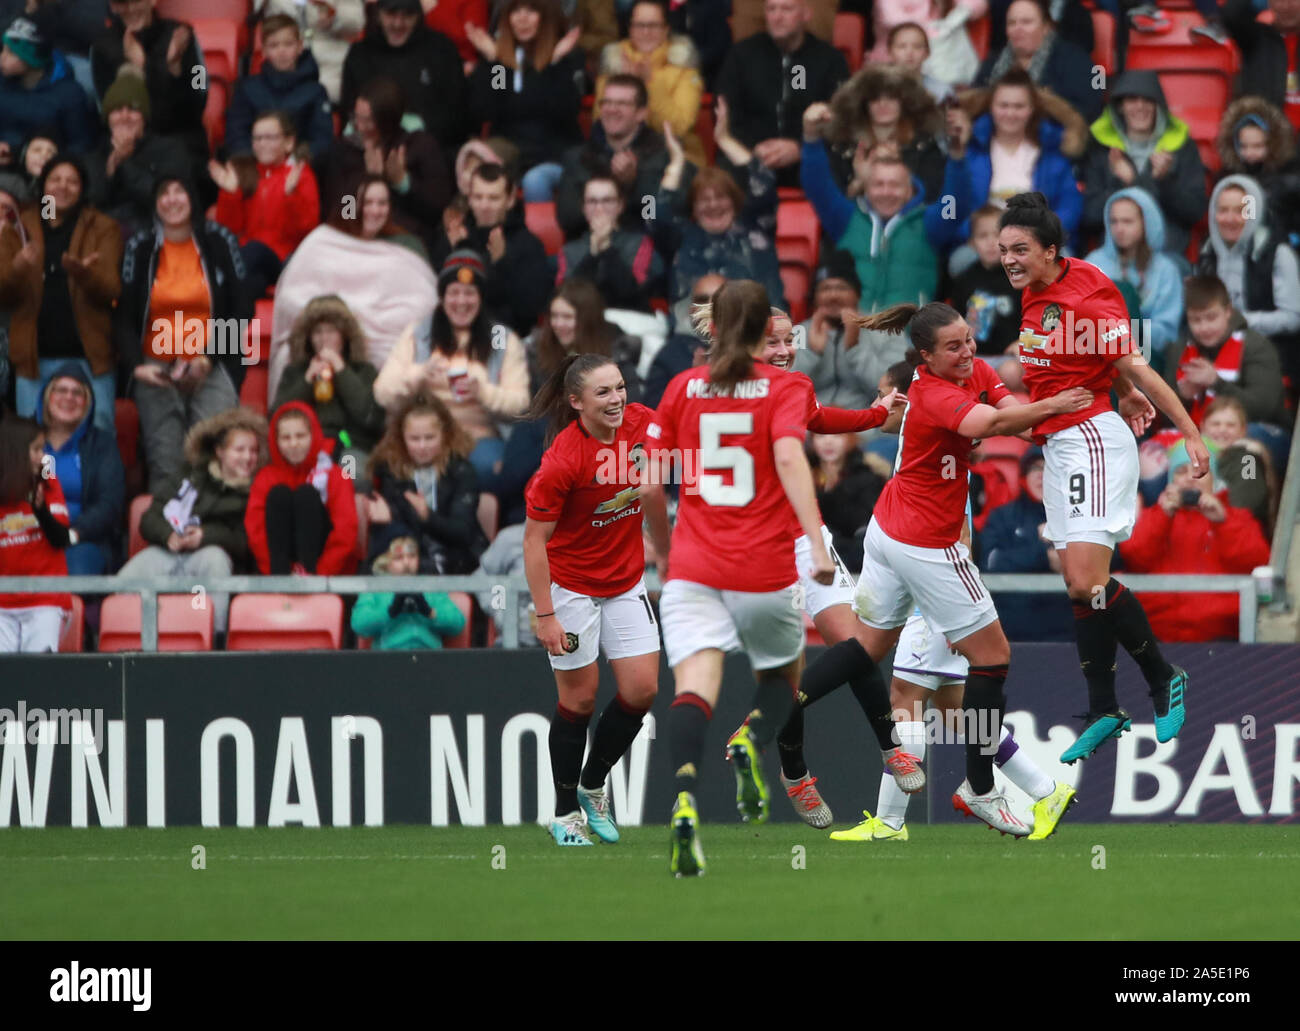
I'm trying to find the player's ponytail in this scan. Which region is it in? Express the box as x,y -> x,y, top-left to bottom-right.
852,302 -> 962,358
526,352 -> 618,446
1000,191 -> 1064,253
709,279 -> 771,392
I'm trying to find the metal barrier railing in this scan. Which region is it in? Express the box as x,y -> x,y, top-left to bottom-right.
0,572 -> 1260,650
1269,412 -> 1300,610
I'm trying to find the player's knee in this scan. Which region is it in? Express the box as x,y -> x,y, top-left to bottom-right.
622,681 -> 658,710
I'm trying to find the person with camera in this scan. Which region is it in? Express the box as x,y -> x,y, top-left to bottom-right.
350,535 -> 467,649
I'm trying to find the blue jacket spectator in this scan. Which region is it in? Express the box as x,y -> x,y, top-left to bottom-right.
0,18 -> 96,155
1085,187 -> 1185,362
224,25 -> 333,161
34,362 -> 124,574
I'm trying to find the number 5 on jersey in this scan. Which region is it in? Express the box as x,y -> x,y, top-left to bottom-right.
698,412 -> 756,507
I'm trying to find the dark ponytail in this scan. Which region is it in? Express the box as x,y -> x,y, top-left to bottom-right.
999,191 -> 1064,253
709,279 -> 770,391
852,301 -> 962,357
527,352 -> 618,445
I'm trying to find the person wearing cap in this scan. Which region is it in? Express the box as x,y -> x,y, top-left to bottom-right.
90,0 -> 209,165
0,154 -> 122,436
0,16 -> 96,157
84,64 -> 193,239
1118,440 -> 1270,642
1080,68 -> 1207,261
1215,96 -> 1300,249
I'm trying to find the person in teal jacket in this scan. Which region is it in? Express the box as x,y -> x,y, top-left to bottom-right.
351,536 -> 467,650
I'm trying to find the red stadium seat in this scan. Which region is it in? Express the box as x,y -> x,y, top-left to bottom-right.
777,199 -> 820,270
1125,13 -> 1240,76
779,263 -> 809,324
226,593 -> 344,650
1089,9 -> 1117,77
114,399 -> 140,487
832,13 -> 865,73
127,494 -> 153,559
202,76 -> 229,152
477,493 -> 498,543
525,202 -> 565,257
238,364 -> 268,415
98,593 -> 215,652
968,15 -> 991,61
579,94 -> 594,139
777,187 -> 805,202
190,18 -> 243,84
59,596 -> 84,653
444,592 -> 474,649
157,0 -> 251,23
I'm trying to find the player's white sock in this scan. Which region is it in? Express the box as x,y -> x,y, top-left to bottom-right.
994,726 -> 1055,800
877,721 -> 925,830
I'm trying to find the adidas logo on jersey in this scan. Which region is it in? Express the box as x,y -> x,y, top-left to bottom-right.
1069,506 -> 1083,518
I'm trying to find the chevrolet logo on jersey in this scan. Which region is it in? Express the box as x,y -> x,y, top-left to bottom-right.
0,512 -> 37,533
1020,327 -> 1052,352
593,485 -> 642,514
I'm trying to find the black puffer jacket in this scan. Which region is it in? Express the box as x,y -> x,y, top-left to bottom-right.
369,456 -> 488,574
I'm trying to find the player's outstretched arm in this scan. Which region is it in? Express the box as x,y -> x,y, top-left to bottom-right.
956,388 -> 1092,439
773,437 -> 835,584
1114,353 -> 1212,478
523,517 -> 568,656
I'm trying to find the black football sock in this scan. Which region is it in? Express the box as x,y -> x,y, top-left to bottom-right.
669,693 -> 712,796
963,664 -> 1008,795
744,672 -> 797,750
1073,600 -> 1120,714
580,694 -> 648,790
799,639 -> 896,748
1097,579 -> 1176,692
777,705 -> 807,780
549,704 -> 590,817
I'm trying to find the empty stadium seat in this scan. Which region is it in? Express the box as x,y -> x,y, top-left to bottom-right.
477,493 -> 498,543
59,596 -> 84,654
525,202 -> 564,257
777,199 -> 820,270
779,263 -> 809,325
127,494 -> 153,559
202,77 -> 229,152
445,592 -> 473,649
98,593 -> 215,652
238,364 -> 268,415
1125,13 -> 1241,77
226,594 -> 344,650
832,13 -> 865,73
968,14 -> 991,60
190,18 -> 243,84
1089,9 -> 1117,77
158,0 -> 251,23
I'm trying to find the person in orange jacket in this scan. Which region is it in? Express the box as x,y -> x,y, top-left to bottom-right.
1118,440 -> 1270,642
245,401 -> 357,575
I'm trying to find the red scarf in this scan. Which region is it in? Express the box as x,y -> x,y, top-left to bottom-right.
1176,332 -> 1245,426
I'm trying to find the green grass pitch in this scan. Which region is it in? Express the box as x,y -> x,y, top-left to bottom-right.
2,824 -> 1296,939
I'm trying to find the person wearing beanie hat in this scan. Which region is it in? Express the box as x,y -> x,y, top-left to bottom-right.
0,17 -> 96,156
101,64 -> 150,122
437,247 -> 488,295
813,247 -> 861,296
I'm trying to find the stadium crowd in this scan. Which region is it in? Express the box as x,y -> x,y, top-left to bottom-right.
1,0 -> 1296,651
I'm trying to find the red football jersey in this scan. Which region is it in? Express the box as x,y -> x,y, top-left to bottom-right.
650,363 -> 809,591
874,361 -> 1010,548
1018,257 -> 1136,440
525,403 -> 654,597
0,476 -> 72,610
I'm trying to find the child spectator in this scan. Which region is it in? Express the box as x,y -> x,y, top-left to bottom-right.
366,394 -> 488,574
1084,187 -> 1184,362
528,279 -> 644,398
272,294 -> 386,463
1166,275 -> 1288,428
949,204 -> 1022,359
118,408 -> 267,634
1202,395 -> 1279,535
1119,440 -> 1270,642
808,431 -> 887,572
350,535 -> 468,649
0,416 -> 72,652
1217,97 -> 1300,248
226,14 -> 334,161
886,22 -> 953,104
0,17 -> 96,157
555,174 -> 663,312
245,402 -> 358,574
19,127 -> 59,190
258,0 -> 366,106
871,3 -> 984,87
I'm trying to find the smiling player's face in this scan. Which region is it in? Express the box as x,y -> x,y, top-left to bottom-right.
571,363 -> 627,439
761,315 -> 796,369
925,318 -> 976,383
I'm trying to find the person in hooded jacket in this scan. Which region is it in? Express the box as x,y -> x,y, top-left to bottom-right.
1215,96 -> 1300,249
1084,187 -> 1185,362
118,406 -> 267,633
0,153 -> 121,434
0,17 -> 96,157
115,174 -> 252,493
1080,70 -> 1207,263
35,364 -> 124,575
245,401 -> 358,575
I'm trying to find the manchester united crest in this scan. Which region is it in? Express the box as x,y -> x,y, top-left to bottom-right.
1042,303 -> 1063,332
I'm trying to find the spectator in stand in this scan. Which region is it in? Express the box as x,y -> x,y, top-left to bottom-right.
1080,70 -> 1207,262
949,204 -> 1022,359
555,174 -> 663,311
1084,188 -> 1184,362
0,154 -> 121,434
1224,0 -> 1300,130
595,1 -> 705,165
34,364 -> 124,575
365,393 -> 488,573
886,22 -> 955,104
272,294 -> 387,462
422,0 -> 488,64
115,176 -> 250,492
0,17 -> 95,156
555,72 -> 689,242
374,250 -> 530,482
715,0 -> 850,190
1119,440 -> 1270,642
1165,274 -> 1287,428
1202,395 -> 1279,535
4,0 -> 109,101
432,162 -> 549,334
90,0 -> 208,164
85,66 -> 192,239
118,407 -> 267,633
528,278 -> 644,398
821,63 -> 946,202
978,447 -> 1075,641
340,0 -> 468,155
17,127 -> 59,191
808,431 -> 887,572
474,522 -> 539,642
245,401 -> 358,575
1195,174 -> 1300,386
642,270 -> 717,407
0,415 -> 72,653
802,102 -> 940,312
256,0 -> 366,105
350,535 -> 468,648
986,0 -> 1093,52
320,75 -> 451,254
928,69 -> 1087,259
268,173 -> 437,401
1216,97 -> 1300,248
466,0 -> 585,202
869,1 -> 985,87
225,14 -> 334,162
975,0 -> 1101,122
665,0 -> 730,89
490,414 -> 546,528
210,111 -> 321,301
655,104 -> 784,305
